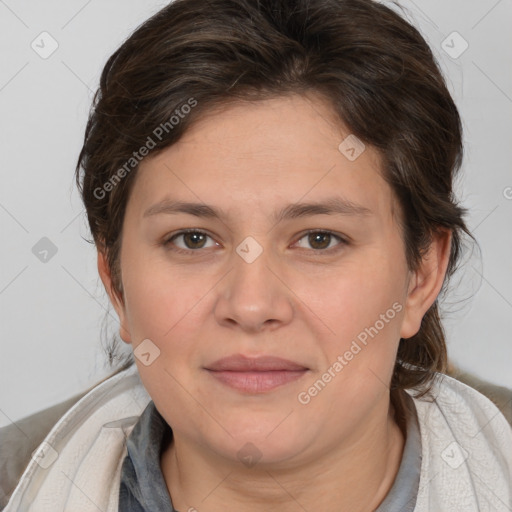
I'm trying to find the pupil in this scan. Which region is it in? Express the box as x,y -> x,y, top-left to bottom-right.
185,233 -> 205,248
309,232 -> 330,249
182,233 -> 331,250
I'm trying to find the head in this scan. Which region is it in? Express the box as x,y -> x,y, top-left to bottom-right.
76,0 -> 471,464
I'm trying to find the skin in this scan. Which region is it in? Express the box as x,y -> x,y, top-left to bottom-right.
98,92 -> 451,512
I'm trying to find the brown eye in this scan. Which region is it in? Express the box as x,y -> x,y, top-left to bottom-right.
308,232 -> 331,250
295,231 -> 346,252
182,232 -> 207,249
164,230 -> 218,252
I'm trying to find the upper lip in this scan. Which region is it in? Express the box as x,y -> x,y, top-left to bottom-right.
205,354 -> 309,372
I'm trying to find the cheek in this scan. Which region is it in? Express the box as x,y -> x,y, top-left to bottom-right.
121,261 -> 210,408
122,244 -> 407,343
320,259 -> 405,342
115,236 -> 217,411
311,254 -> 407,401
121,251 -> 211,347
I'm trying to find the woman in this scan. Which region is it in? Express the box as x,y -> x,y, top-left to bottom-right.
3,0 -> 512,510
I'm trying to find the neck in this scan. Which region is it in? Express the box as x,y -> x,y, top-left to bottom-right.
160,395 -> 406,512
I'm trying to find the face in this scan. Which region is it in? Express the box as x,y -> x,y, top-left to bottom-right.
100,93 -> 437,467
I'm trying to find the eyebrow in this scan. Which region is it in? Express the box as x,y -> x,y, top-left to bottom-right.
143,196 -> 372,222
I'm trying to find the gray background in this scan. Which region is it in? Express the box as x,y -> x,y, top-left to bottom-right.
0,0 -> 511,427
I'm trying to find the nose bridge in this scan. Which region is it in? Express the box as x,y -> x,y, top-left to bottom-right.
214,236 -> 293,330
231,238 -> 272,298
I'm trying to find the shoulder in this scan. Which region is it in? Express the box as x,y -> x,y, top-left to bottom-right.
447,366 -> 512,427
0,391 -> 87,509
0,363 -> 141,511
411,372 -> 512,445
408,373 -> 512,509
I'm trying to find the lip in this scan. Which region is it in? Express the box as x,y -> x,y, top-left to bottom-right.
204,355 -> 309,393
205,354 -> 309,372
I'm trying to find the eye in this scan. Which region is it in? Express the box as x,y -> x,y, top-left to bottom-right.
163,229 -> 348,255
293,230 -> 347,252
163,229 -> 219,253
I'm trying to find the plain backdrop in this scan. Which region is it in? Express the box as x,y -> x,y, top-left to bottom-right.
0,0 -> 511,428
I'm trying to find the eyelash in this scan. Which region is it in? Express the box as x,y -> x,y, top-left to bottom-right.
162,229 -> 349,256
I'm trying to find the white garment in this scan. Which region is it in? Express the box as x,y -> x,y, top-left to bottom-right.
4,364 -> 512,511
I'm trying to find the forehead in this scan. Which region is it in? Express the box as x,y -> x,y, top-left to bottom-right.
130,93 -> 396,223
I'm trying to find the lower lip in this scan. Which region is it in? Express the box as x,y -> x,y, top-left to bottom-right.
206,370 -> 308,393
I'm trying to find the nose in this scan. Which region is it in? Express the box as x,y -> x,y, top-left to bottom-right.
213,242 -> 294,333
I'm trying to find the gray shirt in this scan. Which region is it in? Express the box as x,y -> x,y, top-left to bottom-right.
118,392 -> 421,511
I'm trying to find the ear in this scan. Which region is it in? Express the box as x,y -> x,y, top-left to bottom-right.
97,249 -> 132,344
400,229 -> 452,339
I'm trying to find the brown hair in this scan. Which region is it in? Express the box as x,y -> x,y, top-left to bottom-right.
75,0 -> 474,398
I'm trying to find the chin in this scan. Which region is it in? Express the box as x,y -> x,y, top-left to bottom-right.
208,421 -> 307,467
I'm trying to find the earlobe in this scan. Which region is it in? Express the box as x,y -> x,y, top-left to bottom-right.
97,249 -> 132,344
400,230 -> 452,339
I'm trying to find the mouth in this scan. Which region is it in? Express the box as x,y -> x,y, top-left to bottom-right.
204,354 -> 309,393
